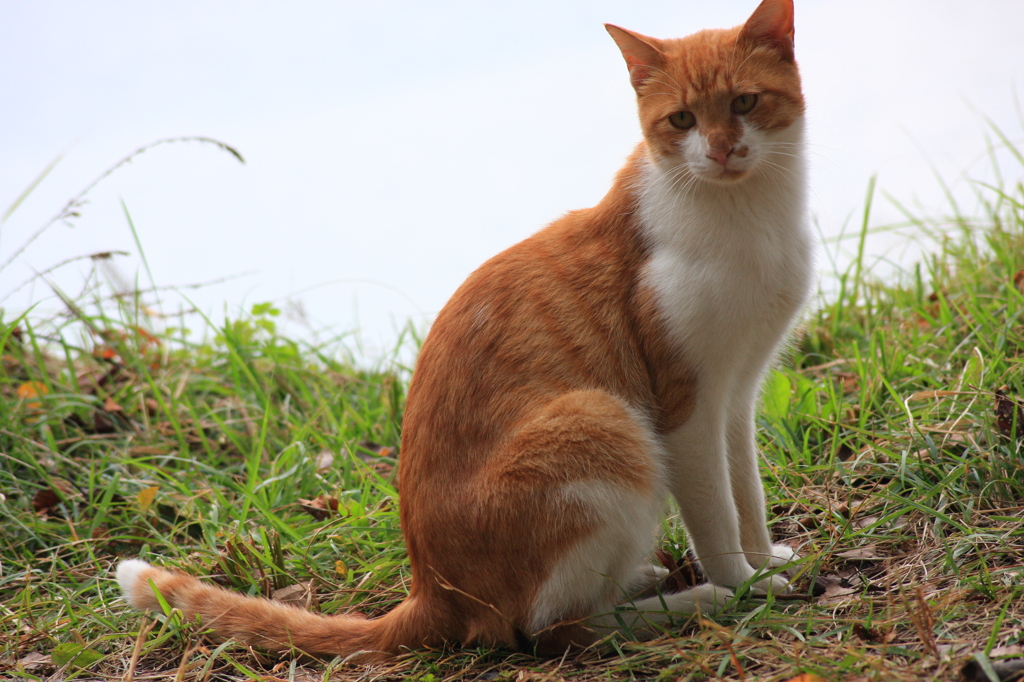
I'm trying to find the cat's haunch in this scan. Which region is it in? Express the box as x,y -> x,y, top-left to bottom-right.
117,0 -> 809,660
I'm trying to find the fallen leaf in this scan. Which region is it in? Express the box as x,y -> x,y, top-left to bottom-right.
995,386 -> 1024,437
103,396 -> 123,412
272,581 -> 315,609
17,652 -> 51,671
297,495 -> 339,520
853,515 -> 881,530
51,642 -> 103,669
823,582 -> 857,599
314,451 -> 334,472
16,380 -> 48,409
815,575 -> 858,605
373,460 -> 395,478
990,645 -> 1024,659
32,488 -> 61,515
655,548 -> 703,592
136,485 -> 159,513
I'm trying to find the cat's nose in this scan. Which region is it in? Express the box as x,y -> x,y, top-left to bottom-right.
706,148 -> 732,166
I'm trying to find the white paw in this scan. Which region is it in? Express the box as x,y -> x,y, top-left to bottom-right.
627,564 -> 670,594
685,583 -> 734,613
766,544 -> 800,568
750,572 -> 792,596
706,556 -> 792,596
746,543 -> 800,571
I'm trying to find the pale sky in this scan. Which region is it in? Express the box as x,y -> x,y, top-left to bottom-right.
2,1 -> 1022,360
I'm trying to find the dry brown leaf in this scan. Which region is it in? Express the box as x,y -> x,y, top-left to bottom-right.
297,495 -> 339,520
314,451 -> 335,472
373,460 -> 395,479
995,385 -> 1024,437
272,580 -> 315,609
655,548 -> 703,593
17,652 -> 51,671
103,396 -> 123,412
32,488 -> 60,515
823,581 -> 857,600
853,515 -> 881,530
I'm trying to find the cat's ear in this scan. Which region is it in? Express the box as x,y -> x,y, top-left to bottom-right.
739,0 -> 795,60
605,25 -> 666,93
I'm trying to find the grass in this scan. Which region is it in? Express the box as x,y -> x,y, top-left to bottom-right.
1,135 -> 1024,681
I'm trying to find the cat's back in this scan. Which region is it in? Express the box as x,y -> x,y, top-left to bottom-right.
400,168 -> 657,475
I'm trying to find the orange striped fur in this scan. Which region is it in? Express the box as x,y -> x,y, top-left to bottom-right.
117,0 -> 811,661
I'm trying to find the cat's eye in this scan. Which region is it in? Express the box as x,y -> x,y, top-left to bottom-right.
731,94 -> 758,115
668,111 -> 696,130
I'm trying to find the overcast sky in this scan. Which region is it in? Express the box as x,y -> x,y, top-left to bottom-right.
2,1 -> 1022,360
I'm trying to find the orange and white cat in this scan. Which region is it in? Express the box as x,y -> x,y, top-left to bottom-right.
118,0 -> 810,659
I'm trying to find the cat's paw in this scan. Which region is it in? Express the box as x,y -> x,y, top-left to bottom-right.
708,556 -> 792,596
745,543 -> 800,570
663,583 -> 734,614
766,543 -> 800,568
749,572 -> 792,596
627,564 -> 670,595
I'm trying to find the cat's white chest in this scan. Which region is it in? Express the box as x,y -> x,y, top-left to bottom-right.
638,160 -> 812,382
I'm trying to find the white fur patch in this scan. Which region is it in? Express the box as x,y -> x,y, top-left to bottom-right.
116,559 -> 153,601
528,478 -> 665,633
635,117 -> 812,592
640,118 -> 811,373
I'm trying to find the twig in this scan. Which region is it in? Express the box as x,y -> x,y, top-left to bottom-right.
0,136 -> 244,275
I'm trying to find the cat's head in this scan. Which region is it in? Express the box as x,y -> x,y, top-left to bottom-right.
607,0 -> 804,185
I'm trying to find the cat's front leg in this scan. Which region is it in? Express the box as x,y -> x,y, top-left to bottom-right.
726,399 -> 799,573
664,412 -> 789,595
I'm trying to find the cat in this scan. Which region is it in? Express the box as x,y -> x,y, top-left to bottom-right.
117,0 -> 811,661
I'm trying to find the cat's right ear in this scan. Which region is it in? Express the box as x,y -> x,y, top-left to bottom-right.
605,25 -> 666,94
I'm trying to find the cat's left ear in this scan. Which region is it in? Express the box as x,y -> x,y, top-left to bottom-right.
740,0 -> 795,61
605,24 -> 666,94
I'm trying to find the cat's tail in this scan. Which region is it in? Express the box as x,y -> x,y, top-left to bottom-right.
116,559 -> 435,660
